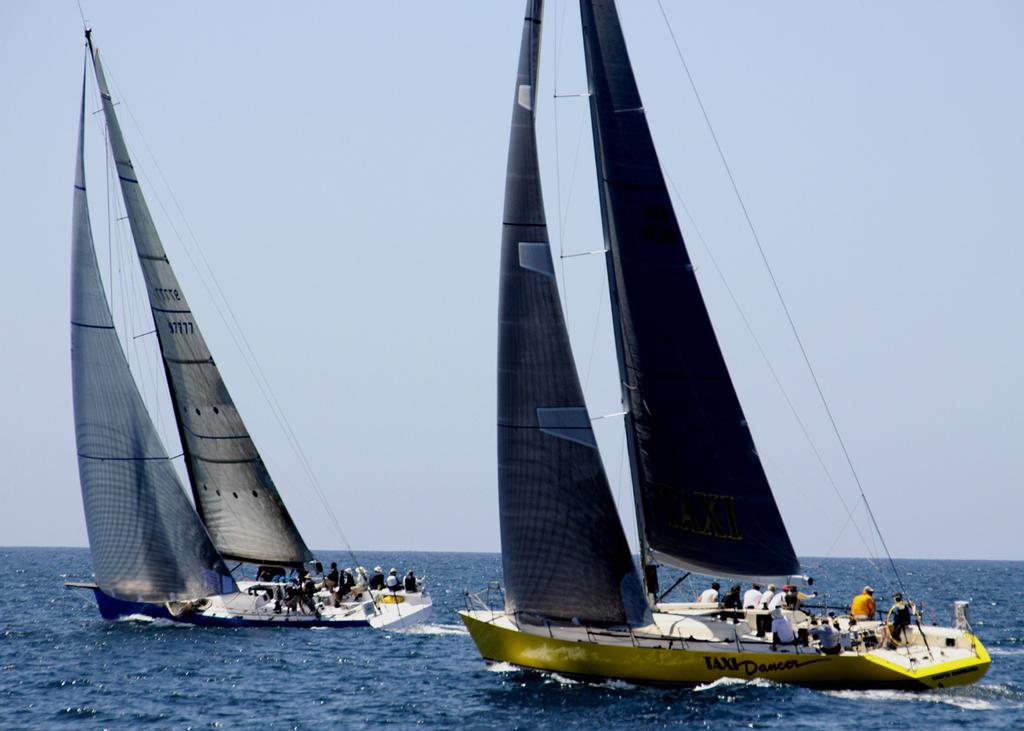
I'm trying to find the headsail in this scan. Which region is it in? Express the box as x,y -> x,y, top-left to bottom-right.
579,1 -> 799,579
72,66 -> 237,602
86,34 -> 313,566
497,0 -> 647,625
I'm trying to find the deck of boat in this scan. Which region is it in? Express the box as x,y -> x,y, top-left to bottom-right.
459,609 -> 989,689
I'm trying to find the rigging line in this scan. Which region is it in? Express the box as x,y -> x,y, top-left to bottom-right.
655,1 -> 905,592
614,431 -> 631,544
92,71 -> 165,445
552,1 -> 569,323
557,106 -> 590,251
582,279 -> 606,391
664,169 -> 885,575
100,65 -> 358,560
554,0 -> 572,76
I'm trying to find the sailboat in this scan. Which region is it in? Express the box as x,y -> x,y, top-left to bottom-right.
66,30 -> 431,629
459,0 -> 989,688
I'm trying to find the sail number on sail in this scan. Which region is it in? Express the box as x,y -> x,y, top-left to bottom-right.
654,485 -> 743,541
154,287 -> 182,302
640,202 -> 676,246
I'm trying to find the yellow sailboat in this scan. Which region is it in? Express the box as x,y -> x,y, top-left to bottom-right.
459,0 -> 989,689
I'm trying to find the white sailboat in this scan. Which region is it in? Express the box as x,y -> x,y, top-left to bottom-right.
67,29 -> 431,630
460,0 -> 989,688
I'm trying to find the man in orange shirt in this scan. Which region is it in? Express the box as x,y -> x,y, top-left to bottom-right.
851,586 -> 876,620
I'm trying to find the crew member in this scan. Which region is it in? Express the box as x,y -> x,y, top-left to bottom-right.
889,593 -> 912,645
369,566 -> 386,590
697,582 -> 721,604
324,562 -> 340,590
771,607 -> 797,645
743,583 -> 762,609
404,570 -> 418,593
811,617 -> 841,655
385,568 -> 400,590
851,586 -> 876,620
722,585 -> 742,610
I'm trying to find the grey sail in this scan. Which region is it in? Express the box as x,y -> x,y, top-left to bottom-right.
579,0 -> 800,579
87,36 -> 312,567
498,0 -> 647,625
72,69 -> 237,602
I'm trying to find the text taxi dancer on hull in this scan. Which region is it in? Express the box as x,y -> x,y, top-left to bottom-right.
65,29 -> 430,629
459,0 -> 988,689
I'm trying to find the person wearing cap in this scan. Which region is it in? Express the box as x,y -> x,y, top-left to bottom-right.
851,586 -> 876,620
369,566 -> 386,591
697,582 -> 721,604
771,607 -> 797,645
385,568 -> 400,590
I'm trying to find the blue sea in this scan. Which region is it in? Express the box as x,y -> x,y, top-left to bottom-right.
0,549 -> 1021,730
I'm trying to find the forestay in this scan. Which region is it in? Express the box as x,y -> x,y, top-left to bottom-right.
580,0 -> 799,578
87,36 -> 312,567
497,0 -> 647,625
71,70 -> 237,602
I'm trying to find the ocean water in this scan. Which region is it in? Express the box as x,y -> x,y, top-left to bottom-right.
0,548 -> 1020,730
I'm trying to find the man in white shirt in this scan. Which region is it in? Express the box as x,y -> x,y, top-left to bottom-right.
742,584 -> 762,609
767,589 -> 786,611
759,583 -> 776,609
697,582 -> 721,604
771,608 -> 796,645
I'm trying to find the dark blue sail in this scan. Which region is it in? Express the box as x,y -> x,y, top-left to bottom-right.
579,0 -> 799,578
497,0 -> 647,624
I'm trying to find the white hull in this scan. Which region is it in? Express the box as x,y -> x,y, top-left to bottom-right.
69,580 -> 432,629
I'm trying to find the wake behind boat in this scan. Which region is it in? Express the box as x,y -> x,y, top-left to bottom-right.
460,0 -> 987,688
67,29 -> 430,630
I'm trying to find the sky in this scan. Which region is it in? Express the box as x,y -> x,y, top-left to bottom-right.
2,1 -> 1022,562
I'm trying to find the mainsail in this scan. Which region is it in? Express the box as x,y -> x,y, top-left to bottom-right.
72,69 -> 237,602
579,0 -> 800,579
87,34 -> 313,566
497,0 -> 647,625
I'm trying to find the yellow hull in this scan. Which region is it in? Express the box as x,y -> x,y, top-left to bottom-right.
460,611 -> 990,690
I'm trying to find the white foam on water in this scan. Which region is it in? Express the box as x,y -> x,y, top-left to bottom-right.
987,647 -> 1024,656
485,662 -> 520,674
694,676 -> 751,692
397,623 -> 468,636
601,678 -> 638,690
547,673 -> 581,686
116,614 -> 155,623
117,615 -> 191,629
826,688 -> 996,711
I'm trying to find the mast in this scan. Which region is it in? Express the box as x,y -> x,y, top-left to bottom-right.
72,53 -> 236,602
86,33 -> 313,567
496,0 -> 647,625
579,0 -> 800,580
